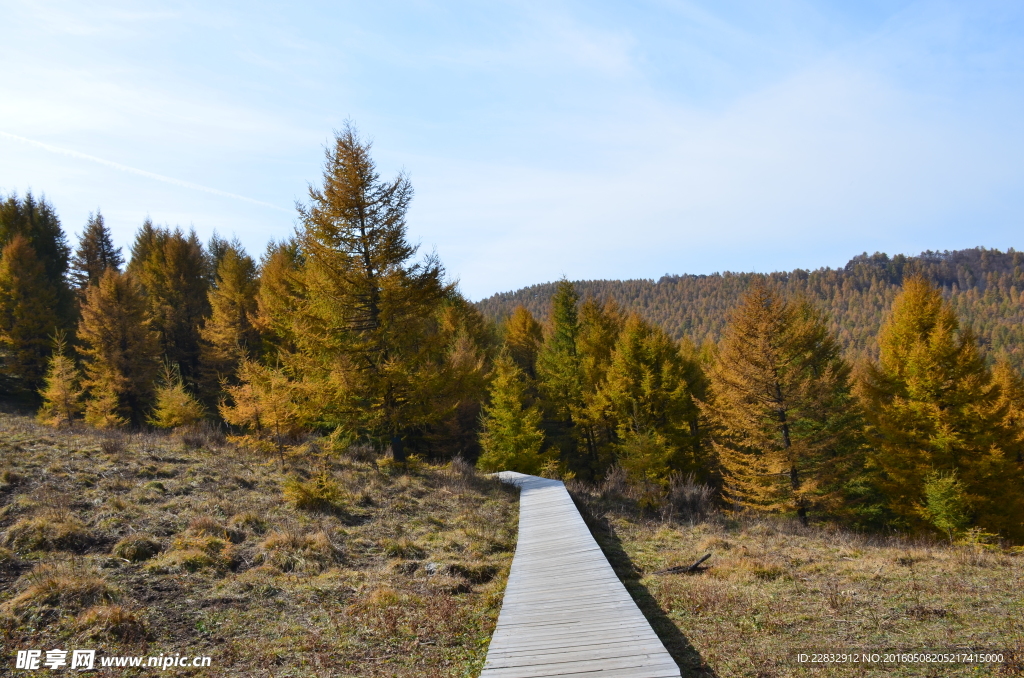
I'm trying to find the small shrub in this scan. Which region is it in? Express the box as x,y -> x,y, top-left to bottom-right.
667,474 -> 717,522
3,562 -> 117,619
78,604 -> 146,641
149,364 -> 205,429
256,530 -> 343,573
3,516 -> 94,552
283,473 -> 345,513
112,535 -> 161,562
99,435 -> 126,455
921,470 -> 971,541
178,421 -> 225,449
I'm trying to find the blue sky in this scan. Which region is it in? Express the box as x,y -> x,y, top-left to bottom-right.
2,1 -> 1022,300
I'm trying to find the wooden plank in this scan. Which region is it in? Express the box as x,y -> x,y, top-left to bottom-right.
479,472 -> 680,678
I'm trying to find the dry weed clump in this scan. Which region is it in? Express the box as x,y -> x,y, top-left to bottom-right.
384,536 -> 425,559
146,533 -> 235,574
111,535 -> 162,562
3,515 -> 94,552
228,511 -> 267,535
77,604 -> 147,641
3,562 -> 117,619
256,530 -> 343,573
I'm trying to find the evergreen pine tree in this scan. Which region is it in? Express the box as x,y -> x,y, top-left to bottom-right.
0,191 -> 74,328
78,269 -> 161,428
37,331 -> 82,427
0,235 -> 61,397
70,211 -> 123,291
536,279 -> 584,465
129,225 -> 212,387
477,354 -> 549,474
597,314 -> 696,483
705,283 -> 859,522
857,277 -> 1024,539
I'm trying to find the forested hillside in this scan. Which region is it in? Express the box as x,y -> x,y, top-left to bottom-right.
476,249 -> 1024,370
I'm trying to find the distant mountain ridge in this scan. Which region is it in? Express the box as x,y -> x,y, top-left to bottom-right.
475,247 -> 1024,370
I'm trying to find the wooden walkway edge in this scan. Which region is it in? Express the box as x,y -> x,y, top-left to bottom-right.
481,472 -> 681,678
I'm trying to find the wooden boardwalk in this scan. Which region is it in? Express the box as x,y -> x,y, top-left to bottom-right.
481,472 -> 680,678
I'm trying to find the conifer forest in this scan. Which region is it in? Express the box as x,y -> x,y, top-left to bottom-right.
3,125 -> 1023,545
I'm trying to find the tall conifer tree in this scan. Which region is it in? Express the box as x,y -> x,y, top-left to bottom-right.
78,270 -> 161,427
0,191 -> 73,326
0,236 -> 62,396
504,305 -> 543,379
266,124 -> 451,459
597,314 -> 698,482
70,211 -> 123,291
705,283 -> 859,522
477,354 -> 548,474
857,277 -> 1024,539
129,225 -> 212,386
200,241 -> 260,400
536,279 -> 584,465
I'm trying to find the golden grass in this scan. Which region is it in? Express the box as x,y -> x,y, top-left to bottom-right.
572,485 -> 1024,678
0,409 -> 518,676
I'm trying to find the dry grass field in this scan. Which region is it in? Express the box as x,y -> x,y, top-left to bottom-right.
570,485 -> 1024,678
0,408 -> 518,677
5,402 -> 1024,678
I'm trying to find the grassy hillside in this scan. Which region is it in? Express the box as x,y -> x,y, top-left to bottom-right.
0,409 -> 518,677
476,248 -> 1024,369
570,482 -> 1024,677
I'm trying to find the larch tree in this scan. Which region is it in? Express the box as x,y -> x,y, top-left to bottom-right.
575,298 -> 625,476
199,241 -> 261,400
78,269 -> 161,428
271,123 -> 451,460
129,225 -> 212,387
37,332 -> 82,427
70,211 -> 124,292
857,277 -> 1024,540
150,363 -> 205,429
705,283 -> 860,523
220,359 -> 305,468
253,239 -> 305,354
0,235 -> 62,397
504,305 -> 543,379
992,360 -> 1024,467
476,353 -> 549,475
0,191 -> 73,325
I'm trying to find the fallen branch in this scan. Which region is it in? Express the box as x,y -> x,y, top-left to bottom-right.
654,553 -> 712,575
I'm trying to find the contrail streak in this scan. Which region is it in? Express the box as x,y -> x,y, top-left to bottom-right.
0,131 -> 291,213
